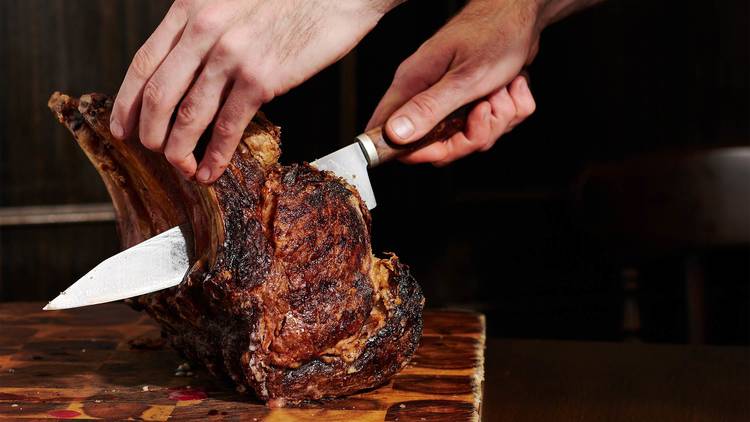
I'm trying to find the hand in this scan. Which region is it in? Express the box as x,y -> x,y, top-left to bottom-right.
367,0 -> 548,165
111,0 -> 400,183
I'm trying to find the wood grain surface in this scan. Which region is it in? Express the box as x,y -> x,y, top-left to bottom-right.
0,0 -> 172,303
482,338 -> 750,422
0,303 -> 485,421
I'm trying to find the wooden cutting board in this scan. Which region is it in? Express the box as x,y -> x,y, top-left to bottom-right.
0,303 -> 485,421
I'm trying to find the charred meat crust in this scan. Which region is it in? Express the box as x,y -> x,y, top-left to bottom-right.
49,92 -> 424,403
269,258 -> 424,401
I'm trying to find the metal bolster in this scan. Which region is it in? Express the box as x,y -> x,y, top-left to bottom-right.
356,132 -> 380,168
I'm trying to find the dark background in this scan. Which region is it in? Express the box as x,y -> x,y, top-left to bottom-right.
1,0 -> 748,344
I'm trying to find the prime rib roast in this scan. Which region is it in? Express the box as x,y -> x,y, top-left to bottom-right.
48,92 -> 424,405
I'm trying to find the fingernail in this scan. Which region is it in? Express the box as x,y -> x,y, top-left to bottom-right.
196,167 -> 211,184
390,116 -> 415,140
110,120 -> 124,139
482,107 -> 490,121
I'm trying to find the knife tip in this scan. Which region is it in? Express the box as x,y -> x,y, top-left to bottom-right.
43,301 -> 60,311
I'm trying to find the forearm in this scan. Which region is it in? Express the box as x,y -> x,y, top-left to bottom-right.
537,0 -> 605,27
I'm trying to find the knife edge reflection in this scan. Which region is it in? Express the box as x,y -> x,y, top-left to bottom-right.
43,225 -> 192,310
311,142 -> 377,210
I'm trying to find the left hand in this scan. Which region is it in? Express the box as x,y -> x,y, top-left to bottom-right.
366,0 -> 542,166
110,0 -> 400,183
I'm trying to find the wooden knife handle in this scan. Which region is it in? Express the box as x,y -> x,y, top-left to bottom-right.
357,102 -> 476,167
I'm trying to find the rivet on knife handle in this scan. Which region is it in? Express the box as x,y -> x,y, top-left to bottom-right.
356,102 -> 476,168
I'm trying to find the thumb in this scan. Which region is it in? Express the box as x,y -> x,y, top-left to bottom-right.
384,75 -> 476,144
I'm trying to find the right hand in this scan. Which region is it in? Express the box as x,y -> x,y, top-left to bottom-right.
110,0 -> 401,183
367,0 -> 602,166
367,0 -> 542,166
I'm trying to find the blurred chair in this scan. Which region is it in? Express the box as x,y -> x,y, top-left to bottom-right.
573,146 -> 750,343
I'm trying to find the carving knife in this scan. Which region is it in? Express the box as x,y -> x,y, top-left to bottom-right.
44,106 -> 471,310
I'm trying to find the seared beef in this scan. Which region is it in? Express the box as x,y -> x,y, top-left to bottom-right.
48,92 -> 424,405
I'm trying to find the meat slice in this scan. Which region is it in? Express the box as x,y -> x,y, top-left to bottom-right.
48,92 -> 424,404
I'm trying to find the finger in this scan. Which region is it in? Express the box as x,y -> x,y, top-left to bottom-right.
399,80 -> 524,165
162,68 -> 230,179
138,4 -> 234,152
480,85 -> 519,151
195,77 -> 264,184
399,101 -> 492,165
110,0 -> 190,140
435,101 -> 493,165
383,70 -> 483,145
366,43 -> 453,131
506,75 -> 536,130
408,85 -> 518,165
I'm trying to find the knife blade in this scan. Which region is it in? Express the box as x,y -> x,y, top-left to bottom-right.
43,224 -> 191,310
43,105 -> 472,310
311,142 -> 377,209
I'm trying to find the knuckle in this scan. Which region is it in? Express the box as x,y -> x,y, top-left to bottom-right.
472,133 -> 490,150
131,45 -> 156,78
142,79 -> 163,109
517,103 -> 534,119
497,95 -> 517,120
523,95 -> 537,116
214,37 -> 241,60
213,118 -> 238,139
505,100 -> 519,119
513,87 -> 536,118
393,60 -> 412,81
236,67 -> 273,102
236,65 -> 258,84
482,133 -> 497,148
258,85 -> 274,104
410,92 -> 440,119
392,62 -> 422,90
172,0 -> 192,13
190,7 -> 222,36
255,87 -> 274,104
176,99 -> 198,125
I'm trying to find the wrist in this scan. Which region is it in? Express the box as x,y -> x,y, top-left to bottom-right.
536,0 -> 603,27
